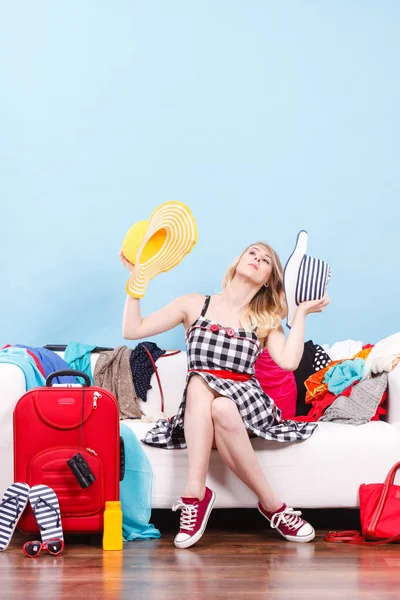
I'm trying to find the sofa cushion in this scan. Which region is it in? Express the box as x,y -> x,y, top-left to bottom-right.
122,419 -> 400,509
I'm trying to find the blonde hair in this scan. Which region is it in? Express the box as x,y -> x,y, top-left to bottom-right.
222,241 -> 287,346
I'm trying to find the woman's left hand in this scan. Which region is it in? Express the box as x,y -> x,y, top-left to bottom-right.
298,294 -> 330,316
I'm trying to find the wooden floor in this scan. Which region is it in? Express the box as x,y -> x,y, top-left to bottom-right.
1,512 -> 400,600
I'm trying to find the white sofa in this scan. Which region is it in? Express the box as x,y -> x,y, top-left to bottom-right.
2,351 -> 400,509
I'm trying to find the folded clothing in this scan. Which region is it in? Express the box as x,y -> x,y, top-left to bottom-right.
323,358 -> 365,395
64,343 -> 97,383
319,373 -> 388,425
326,339 -> 363,361
305,346 -> 373,406
0,347 -> 45,390
363,332 -> 400,379
293,340 -> 331,416
296,347 -> 386,423
93,346 -> 144,419
16,345 -> 76,384
294,385 -> 354,422
120,423 -> 160,541
2,344 -> 45,377
130,342 -> 165,401
254,349 -> 296,419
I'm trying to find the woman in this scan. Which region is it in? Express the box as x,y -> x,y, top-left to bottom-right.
121,242 -> 329,548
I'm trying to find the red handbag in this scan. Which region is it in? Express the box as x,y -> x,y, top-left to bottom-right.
325,461 -> 400,545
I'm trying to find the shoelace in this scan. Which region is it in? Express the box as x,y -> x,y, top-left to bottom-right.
172,500 -> 199,532
270,507 -> 303,532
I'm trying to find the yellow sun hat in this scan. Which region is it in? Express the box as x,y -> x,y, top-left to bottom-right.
122,201 -> 198,298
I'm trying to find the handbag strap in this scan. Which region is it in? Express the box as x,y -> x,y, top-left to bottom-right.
143,345 -> 181,412
324,530 -> 400,546
160,351 -> 181,359
366,460 -> 400,538
141,348 -> 181,414
142,346 -> 165,413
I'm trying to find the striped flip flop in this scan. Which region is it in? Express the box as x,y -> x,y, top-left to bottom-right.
28,485 -> 64,543
0,482 -> 30,551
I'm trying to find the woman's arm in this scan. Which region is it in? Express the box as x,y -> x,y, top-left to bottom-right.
120,249 -> 200,340
122,294 -> 192,340
266,295 -> 330,371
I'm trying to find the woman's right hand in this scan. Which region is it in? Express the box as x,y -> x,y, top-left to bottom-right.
119,249 -> 135,273
298,294 -> 330,316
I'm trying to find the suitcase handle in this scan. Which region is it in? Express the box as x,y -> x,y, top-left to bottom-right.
46,370 -> 91,387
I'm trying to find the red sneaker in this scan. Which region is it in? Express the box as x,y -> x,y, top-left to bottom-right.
172,487 -> 216,549
258,502 -> 315,543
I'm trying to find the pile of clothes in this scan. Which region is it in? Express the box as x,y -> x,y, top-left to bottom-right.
93,343 -> 167,419
0,341 -> 168,420
297,345 -> 387,424
254,340 -> 331,420
0,344 -> 76,388
255,332 -> 400,426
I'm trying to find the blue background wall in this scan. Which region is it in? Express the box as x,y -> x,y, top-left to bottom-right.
1,1 -> 399,351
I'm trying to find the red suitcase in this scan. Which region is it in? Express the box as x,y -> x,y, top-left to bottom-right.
14,370 -> 120,534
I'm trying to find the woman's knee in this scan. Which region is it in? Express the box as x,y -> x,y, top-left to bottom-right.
211,397 -> 242,432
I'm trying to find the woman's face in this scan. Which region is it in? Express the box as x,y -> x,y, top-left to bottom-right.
236,245 -> 274,286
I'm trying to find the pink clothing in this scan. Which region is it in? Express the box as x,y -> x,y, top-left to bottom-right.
254,349 -> 297,420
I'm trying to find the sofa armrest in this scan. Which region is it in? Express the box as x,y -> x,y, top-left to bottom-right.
0,364 -> 27,492
387,362 -> 400,428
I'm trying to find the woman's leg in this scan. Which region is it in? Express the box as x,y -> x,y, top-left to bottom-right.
183,376 -> 216,500
211,396 -> 283,512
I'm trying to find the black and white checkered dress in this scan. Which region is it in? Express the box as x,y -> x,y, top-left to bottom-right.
142,296 -> 317,449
